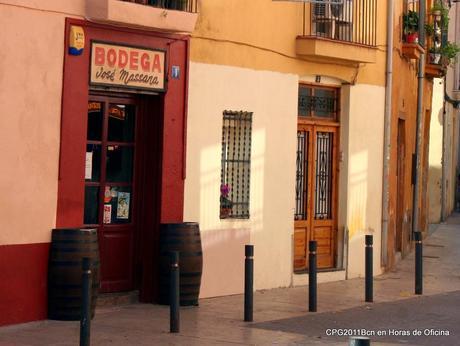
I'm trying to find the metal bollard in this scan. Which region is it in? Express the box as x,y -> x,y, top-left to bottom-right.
415,232 -> 423,295
349,336 -> 370,346
308,241 -> 317,312
365,235 -> 373,303
244,245 -> 254,322
80,257 -> 91,346
170,251 -> 180,333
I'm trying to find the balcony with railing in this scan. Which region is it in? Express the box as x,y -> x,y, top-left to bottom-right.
296,0 -> 378,64
401,1 -> 425,60
120,0 -> 197,13
86,0 -> 198,33
425,0 -> 452,78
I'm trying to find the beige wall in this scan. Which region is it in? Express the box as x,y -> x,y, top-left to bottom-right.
344,84 -> 385,278
0,4 -> 73,245
184,62 -> 298,297
428,79 -> 444,223
0,0 -> 84,17
185,62 -> 386,297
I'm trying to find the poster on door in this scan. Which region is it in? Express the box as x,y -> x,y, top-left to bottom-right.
117,192 -> 130,219
103,204 -> 112,224
85,152 -> 93,180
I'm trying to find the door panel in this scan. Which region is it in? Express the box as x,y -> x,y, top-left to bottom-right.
100,228 -> 133,281
294,126 -> 313,270
294,223 -> 308,269
311,127 -> 337,269
85,96 -> 139,293
294,124 -> 337,271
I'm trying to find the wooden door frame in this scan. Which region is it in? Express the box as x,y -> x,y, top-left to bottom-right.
294,120 -> 340,271
86,93 -> 140,292
311,125 -> 339,269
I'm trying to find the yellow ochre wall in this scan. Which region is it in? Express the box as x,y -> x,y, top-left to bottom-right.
190,0 -> 387,87
386,0 -> 434,267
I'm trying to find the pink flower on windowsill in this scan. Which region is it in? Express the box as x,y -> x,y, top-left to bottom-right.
220,184 -> 232,207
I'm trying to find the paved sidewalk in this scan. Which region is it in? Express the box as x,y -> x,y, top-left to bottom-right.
1,216 -> 459,345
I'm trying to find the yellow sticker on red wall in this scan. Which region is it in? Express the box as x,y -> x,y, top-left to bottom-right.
69,26 -> 85,56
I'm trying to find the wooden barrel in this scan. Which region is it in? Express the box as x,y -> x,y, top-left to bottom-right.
158,223 -> 202,306
48,228 -> 100,321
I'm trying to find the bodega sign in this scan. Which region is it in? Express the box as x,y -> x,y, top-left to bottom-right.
90,42 -> 166,92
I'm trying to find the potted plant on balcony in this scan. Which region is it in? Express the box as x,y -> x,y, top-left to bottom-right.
403,10 -> 419,43
440,41 -> 460,67
220,184 -> 233,219
430,2 -> 449,29
429,46 -> 442,64
425,23 -> 435,37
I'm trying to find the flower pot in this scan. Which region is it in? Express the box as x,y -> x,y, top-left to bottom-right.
220,207 -> 232,218
429,52 -> 441,64
405,32 -> 419,44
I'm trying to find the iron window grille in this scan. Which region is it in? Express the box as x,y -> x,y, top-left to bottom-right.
220,111 -> 252,219
120,0 -> 198,13
305,0 -> 377,46
298,85 -> 339,120
295,130 -> 309,220
314,132 -> 333,219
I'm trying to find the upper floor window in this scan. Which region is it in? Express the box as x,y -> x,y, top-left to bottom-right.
308,0 -> 377,46
298,85 -> 339,121
402,0 -> 420,44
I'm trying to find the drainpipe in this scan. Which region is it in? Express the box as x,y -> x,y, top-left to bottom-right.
381,0 -> 394,267
412,0 -> 426,235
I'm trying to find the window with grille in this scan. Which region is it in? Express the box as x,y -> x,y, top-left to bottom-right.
220,111 -> 252,219
298,85 -> 338,120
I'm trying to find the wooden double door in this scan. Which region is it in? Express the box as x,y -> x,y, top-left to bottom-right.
84,94 -> 161,294
294,124 -> 338,271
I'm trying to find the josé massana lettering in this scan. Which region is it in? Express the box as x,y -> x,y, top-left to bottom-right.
90,43 -> 165,91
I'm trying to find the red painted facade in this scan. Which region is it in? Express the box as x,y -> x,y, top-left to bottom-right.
0,243 -> 49,326
57,19 -> 188,227
0,19 -> 188,326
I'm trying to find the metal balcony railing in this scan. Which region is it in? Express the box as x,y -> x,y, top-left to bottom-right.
302,0 -> 377,47
120,0 -> 198,13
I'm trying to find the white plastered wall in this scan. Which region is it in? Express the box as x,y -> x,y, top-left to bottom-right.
184,62 -> 298,297
428,79 -> 444,223
344,84 -> 385,278
185,63 -> 386,297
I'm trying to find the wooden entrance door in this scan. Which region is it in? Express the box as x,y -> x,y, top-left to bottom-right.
294,124 -> 338,270
84,95 -> 139,292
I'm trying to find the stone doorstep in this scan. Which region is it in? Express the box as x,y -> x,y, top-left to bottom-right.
96,290 -> 139,307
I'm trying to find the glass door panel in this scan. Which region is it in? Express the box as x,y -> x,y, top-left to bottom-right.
84,97 -> 138,293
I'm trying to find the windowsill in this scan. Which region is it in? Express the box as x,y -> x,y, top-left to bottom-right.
425,63 -> 446,78
296,36 -> 377,64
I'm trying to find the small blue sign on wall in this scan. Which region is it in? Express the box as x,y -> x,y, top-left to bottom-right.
171,66 -> 180,79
